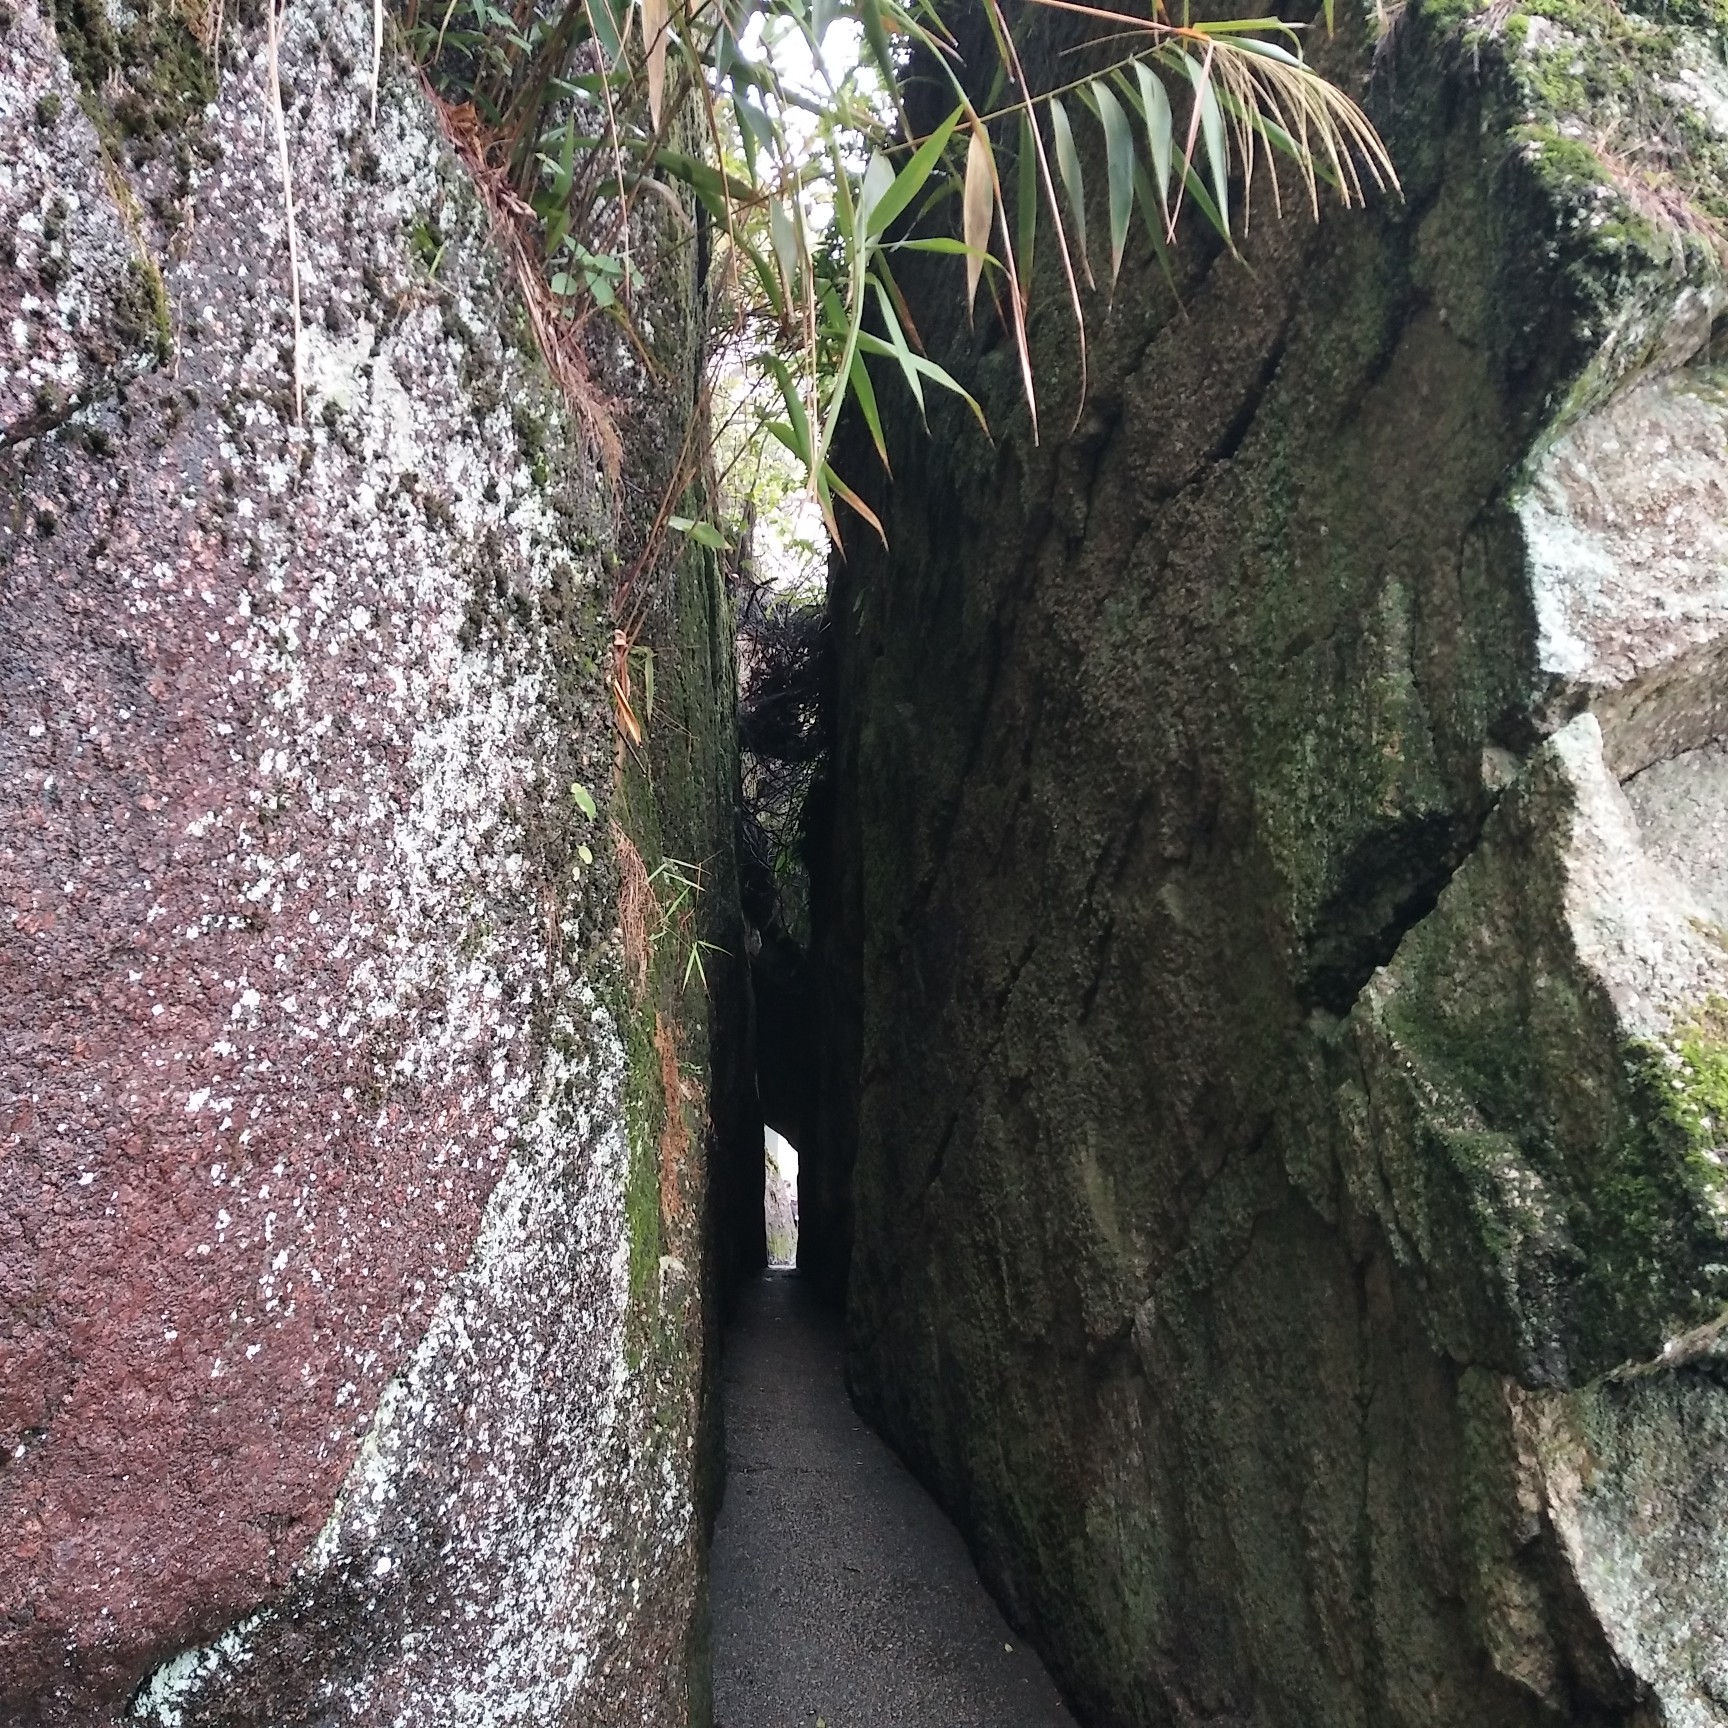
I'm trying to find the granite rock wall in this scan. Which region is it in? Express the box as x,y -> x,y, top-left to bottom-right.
0,5 -> 746,1721
812,1 -> 1728,1720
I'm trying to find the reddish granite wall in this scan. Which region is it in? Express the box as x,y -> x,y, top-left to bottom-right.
1,6 -> 734,1722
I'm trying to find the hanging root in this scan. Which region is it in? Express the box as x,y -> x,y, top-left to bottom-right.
427,93 -> 625,488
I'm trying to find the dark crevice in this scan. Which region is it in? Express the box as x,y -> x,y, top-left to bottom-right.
901,546 -> 1039,932
1298,805 -> 1487,1017
913,928 -> 1039,1205
1076,915 -> 1115,1025
1207,325 -> 1292,470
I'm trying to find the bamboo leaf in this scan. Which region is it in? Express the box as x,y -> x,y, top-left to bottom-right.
1212,30 -> 1306,59
414,0 -> 1395,558
553,117 -> 577,202
821,463 -> 886,546
642,0 -> 670,131
811,132 -> 874,485
871,251 -> 929,356
858,151 -> 897,235
734,93 -> 776,177
1017,109 -> 1037,303
740,236 -> 785,320
1179,155 -> 1230,243
612,676 -> 644,745
1182,48 -> 1231,237
889,236 -> 983,255
1048,96 -> 1092,287
855,332 -> 989,436
858,0 -> 896,90
653,149 -> 757,216
867,105 -> 964,238
583,0 -> 628,66
763,419 -> 806,463
1091,79 -> 1134,290
762,356 -> 812,465
866,278 -> 925,419
1188,15 -> 1306,36
669,515 -> 730,550
1129,160 -> 1179,297
963,121 -> 994,315
848,347 -> 890,471
769,198 -> 800,303
1132,59 -> 1174,221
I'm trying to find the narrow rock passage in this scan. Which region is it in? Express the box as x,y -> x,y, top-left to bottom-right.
710,1272 -> 1078,1728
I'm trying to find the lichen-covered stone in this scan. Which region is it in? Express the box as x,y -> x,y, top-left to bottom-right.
0,1 -> 168,439
1523,351 -> 1728,772
1340,713 -> 1728,1381
0,4 -> 739,1722
809,0 -> 1728,1720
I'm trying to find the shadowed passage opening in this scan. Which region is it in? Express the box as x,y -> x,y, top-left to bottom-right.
764,1129 -> 799,1268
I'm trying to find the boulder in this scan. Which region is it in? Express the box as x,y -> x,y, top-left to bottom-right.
0,5 -> 744,1721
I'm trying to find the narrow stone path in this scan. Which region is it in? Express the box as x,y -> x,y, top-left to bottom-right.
709,1271 -> 1079,1728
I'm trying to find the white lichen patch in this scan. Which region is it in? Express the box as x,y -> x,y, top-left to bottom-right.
1525,1360 -> 1728,1728
1547,714 -> 1728,1043
1519,360 -> 1728,774
1623,738 -> 1728,945
132,1006 -> 697,1728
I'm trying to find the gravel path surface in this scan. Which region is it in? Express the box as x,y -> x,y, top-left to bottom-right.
709,1271 -> 1079,1728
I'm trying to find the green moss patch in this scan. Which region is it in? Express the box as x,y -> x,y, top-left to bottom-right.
1670,999 -> 1728,1143
50,0 -> 215,122
1439,0 -> 1728,250
49,0 -> 216,153
620,988 -> 665,1354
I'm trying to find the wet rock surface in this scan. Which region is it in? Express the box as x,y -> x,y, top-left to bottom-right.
710,1272 -> 1078,1728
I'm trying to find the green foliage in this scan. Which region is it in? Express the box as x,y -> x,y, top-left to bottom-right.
406,0 -> 1393,539
648,855 -> 727,989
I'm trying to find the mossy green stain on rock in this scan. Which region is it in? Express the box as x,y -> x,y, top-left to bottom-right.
1669,999 -> 1728,1152
115,252 -> 174,363
1350,729 -> 1728,1380
811,0 -> 1728,1718
1444,0 -> 1728,261
49,0 -> 215,143
620,986 -> 665,1357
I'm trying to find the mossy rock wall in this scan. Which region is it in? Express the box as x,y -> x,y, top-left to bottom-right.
0,3 -> 749,1722
812,1 -> 1728,1721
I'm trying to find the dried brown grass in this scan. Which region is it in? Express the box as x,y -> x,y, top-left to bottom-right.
1593,136 -> 1728,270
178,0 -> 224,52
652,1011 -> 695,1228
612,818 -> 655,995
429,96 -> 625,488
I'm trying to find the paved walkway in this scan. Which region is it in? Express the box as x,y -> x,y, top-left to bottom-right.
709,1271 -> 1079,1728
